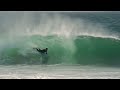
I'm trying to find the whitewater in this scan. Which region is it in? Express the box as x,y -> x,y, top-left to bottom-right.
0,11 -> 120,79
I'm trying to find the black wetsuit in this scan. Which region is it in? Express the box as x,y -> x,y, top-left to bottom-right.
35,48 -> 48,54
34,48 -> 48,64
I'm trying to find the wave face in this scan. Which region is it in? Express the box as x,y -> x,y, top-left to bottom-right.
0,12 -> 120,66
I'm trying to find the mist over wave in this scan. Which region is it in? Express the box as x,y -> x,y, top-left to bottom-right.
0,12 -> 120,66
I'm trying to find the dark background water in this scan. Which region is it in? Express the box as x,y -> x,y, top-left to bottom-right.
60,12 -> 120,33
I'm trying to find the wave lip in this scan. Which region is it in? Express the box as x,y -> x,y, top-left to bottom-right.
0,35 -> 120,67
0,12 -> 120,66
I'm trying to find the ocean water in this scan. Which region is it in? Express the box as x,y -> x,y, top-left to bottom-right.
0,65 -> 120,79
0,11 -> 120,79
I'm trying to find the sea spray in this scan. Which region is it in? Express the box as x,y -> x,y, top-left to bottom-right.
0,12 -> 120,66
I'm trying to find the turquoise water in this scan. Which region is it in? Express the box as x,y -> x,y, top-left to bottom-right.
0,12 -> 120,67
0,11 -> 120,78
1,35 -> 120,66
